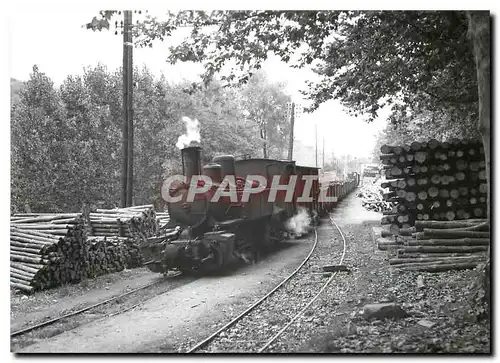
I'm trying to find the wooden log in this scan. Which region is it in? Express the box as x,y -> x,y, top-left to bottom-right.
15,229 -> 69,236
422,229 -> 490,239
415,219 -> 487,230
381,230 -> 393,238
417,178 -> 429,186
455,172 -> 466,181
427,138 -> 440,149
479,183 -> 488,194
122,204 -> 154,210
394,261 -> 479,272
473,208 -> 485,218
378,243 -> 402,250
450,222 -> 489,232
410,141 -> 422,151
10,281 -> 34,293
389,255 -> 485,265
10,239 -> 48,251
456,159 -> 467,170
414,151 -> 428,163
10,230 -> 60,243
11,249 -> 48,258
10,245 -> 43,254
10,254 -> 44,264
444,211 -> 455,221
11,271 -> 37,281
427,187 -> 439,198
10,236 -> 55,247
389,224 -> 400,235
10,224 -> 72,230
322,265 -> 351,273
430,174 -> 441,185
11,214 -> 80,223
406,238 -> 490,247
397,245 -> 488,254
11,275 -> 33,285
11,266 -> 38,276
380,145 -> 395,154
417,190 -> 428,201
403,192 -> 416,202
10,262 -> 43,273
399,227 -> 415,236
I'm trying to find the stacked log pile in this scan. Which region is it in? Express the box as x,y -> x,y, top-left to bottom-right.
10,214 -> 87,292
356,180 -> 393,212
88,205 -> 159,268
377,219 -> 489,272
380,139 -> 487,234
10,206 -> 170,292
86,236 -> 128,277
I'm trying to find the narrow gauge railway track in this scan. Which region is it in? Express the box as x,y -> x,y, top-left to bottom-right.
11,272 -> 193,339
186,216 -> 347,353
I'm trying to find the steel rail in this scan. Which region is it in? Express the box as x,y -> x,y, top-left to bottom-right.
11,272 -> 183,338
257,216 -> 347,352
186,229 -> 319,353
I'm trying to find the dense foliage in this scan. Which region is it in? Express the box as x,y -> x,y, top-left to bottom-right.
111,11 -> 478,127
11,65 -> 290,213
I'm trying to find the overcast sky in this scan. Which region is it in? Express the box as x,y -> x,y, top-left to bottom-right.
8,8 -> 389,164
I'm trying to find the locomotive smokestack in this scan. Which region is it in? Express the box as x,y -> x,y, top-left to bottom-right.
181,146 -> 202,179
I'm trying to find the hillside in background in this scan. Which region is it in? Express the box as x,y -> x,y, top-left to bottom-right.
11,78 -> 25,105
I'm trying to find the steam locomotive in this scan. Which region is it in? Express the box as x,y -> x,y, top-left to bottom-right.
140,146 -> 359,275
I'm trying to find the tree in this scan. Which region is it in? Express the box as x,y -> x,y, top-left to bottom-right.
59,70 -> 122,210
132,67 -> 185,205
467,11 -> 490,218
11,66 -> 67,212
466,10 -> 490,316
131,11 -> 475,122
10,78 -> 24,105
240,71 -> 291,159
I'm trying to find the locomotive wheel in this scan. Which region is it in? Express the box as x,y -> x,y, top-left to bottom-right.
183,243 -> 225,276
206,243 -> 225,271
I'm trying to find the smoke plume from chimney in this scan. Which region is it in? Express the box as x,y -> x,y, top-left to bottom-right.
176,116 -> 201,149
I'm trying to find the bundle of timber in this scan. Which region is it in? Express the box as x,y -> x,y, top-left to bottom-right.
10,213 -> 87,293
356,179 -> 393,212
86,236 -> 127,277
380,139 -> 487,235
88,205 -> 159,238
378,219 -> 489,272
88,205 -> 159,268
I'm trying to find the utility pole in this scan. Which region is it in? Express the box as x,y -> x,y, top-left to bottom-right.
315,124 -> 318,168
322,137 -> 325,169
121,11 -> 130,207
122,10 -> 134,207
287,102 -> 295,161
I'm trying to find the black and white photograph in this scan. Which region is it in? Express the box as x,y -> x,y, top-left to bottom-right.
7,5 -> 492,355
